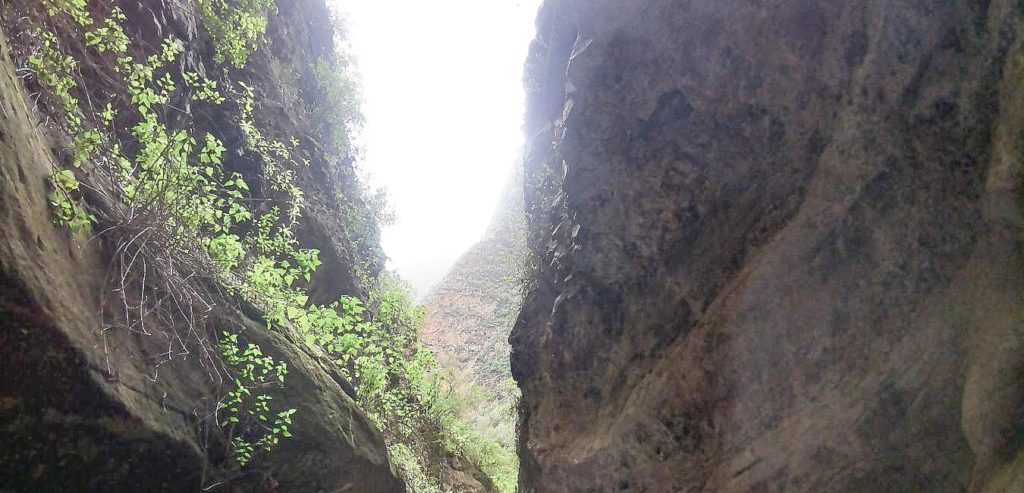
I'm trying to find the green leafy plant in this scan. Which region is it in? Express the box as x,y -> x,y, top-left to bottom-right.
47,169 -> 95,231
219,332 -> 296,466
27,0 -> 307,469
22,0 -> 512,489
299,273 -> 518,492
195,0 -> 278,68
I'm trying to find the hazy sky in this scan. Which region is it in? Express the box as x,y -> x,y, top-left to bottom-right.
330,0 -> 542,296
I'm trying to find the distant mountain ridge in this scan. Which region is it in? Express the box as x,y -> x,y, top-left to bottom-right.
421,165 -> 526,389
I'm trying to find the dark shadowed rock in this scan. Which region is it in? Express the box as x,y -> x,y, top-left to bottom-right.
512,1 -> 1024,491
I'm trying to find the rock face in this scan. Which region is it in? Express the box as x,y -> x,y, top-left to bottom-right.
423,166 -> 527,389
512,1 -> 1024,492
0,1 -> 402,491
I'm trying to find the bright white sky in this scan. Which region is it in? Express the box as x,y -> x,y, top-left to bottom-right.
328,0 -> 542,297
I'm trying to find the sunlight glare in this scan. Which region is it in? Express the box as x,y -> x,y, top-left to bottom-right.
330,0 -> 542,296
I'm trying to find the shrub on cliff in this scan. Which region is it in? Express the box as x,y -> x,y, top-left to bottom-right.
13,0 -> 503,489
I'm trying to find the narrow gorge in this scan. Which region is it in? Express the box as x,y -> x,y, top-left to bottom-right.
1,0 -> 1023,492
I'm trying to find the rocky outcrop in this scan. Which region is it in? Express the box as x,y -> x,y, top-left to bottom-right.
0,1 -> 402,491
512,1 -> 1024,491
422,166 -> 526,389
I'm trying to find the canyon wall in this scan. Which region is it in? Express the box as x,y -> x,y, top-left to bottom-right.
0,0 -> 402,490
512,1 -> 1024,491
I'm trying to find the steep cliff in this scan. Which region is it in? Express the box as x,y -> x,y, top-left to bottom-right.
512,1 -> 1024,491
0,0 -> 400,491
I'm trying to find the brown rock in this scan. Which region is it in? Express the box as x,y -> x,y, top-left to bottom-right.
0,6 -> 402,492
512,1 -> 1024,491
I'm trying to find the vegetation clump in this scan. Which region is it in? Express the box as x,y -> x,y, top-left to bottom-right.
218,332 -> 296,467
195,0 -> 277,68
16,0 -> 516,489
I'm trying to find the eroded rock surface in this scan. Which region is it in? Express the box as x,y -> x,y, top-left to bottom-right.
512,1 -> 1024,491
0,1 -> 402,490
